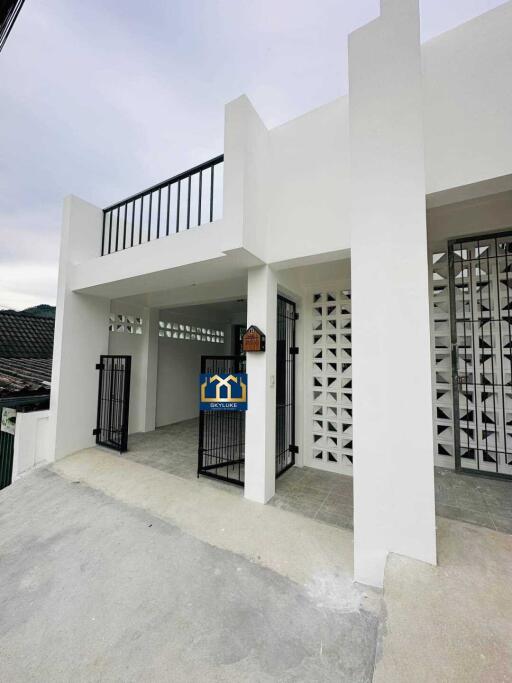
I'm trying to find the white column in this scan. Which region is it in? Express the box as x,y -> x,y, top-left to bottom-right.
244,265 -> 277,503
49,196 -> 110,461
349,0 -> 437,586
141,307 -> 159,432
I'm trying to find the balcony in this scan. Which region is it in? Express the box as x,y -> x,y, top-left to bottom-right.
101,155 -> 224,256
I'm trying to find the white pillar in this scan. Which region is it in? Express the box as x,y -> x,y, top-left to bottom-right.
49,196 -> 110,461
349,0 -> 437,586
141,307 -> 159,432
244,265 -> 277,503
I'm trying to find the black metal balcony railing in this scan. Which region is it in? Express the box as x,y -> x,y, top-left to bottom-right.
101,154 -> 223,256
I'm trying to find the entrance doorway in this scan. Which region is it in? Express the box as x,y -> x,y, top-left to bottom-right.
449,230 -> 512,478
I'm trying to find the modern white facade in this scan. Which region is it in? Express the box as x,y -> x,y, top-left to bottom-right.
46,0 -> 512,587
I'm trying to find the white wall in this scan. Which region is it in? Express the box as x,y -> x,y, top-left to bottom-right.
423,2 -> 512,194
108,303 -> 158,435
349,0 -> 436,587
12,410 -> 50,479
49,196 -> 110,461
427,190 -> 512,248
156,306 -> 244,427
267,97 -> 351,264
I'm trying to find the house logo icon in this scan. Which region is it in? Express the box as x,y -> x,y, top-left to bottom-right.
199,373 -> 248,411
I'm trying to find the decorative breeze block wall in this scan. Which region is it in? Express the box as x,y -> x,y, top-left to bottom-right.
109,313 -> 143,334
432,251 -> 455,467
310,289 -> 353,472
158,321 -> 225,343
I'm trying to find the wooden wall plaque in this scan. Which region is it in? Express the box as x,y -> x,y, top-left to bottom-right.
242,325 -> 266,352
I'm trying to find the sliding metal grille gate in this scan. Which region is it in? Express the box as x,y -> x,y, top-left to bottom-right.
449,230 -> 512,478
197,355 -> 246,486
94,355 -> 131,453
276,295 -> 297,478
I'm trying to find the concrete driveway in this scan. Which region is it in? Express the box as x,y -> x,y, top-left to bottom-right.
2,452 -> 512,682
0,466 -> 379,682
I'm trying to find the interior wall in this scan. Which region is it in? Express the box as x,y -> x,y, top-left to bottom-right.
156,304 -> 246,427
108,303 -> 148,435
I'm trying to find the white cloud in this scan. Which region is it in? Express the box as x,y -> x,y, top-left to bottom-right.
0,262 -> 57,311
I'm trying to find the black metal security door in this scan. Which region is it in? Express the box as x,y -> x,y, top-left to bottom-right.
449,230 -> 512,478
198,355 -> 246,486
94,355 -> 131,453
276,295 -> 297,478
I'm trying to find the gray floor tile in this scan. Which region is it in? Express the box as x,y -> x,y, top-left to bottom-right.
122,425 -> 511,536
436,503 -> 494,530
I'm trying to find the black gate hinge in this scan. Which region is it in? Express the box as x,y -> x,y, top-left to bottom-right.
92,428 -> 99,436
294,312 -> 300,321
290,347 -> 299,355
289,444 -> 299,454
95,363 -> 104,370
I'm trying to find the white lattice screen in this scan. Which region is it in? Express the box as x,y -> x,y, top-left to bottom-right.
432,251 -> 455,467
308,288 -> 353,473
304,262 -> 457,472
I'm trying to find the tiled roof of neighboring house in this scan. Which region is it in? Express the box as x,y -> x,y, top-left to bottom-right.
0,358 -> 52,398
0,313 -> 54,358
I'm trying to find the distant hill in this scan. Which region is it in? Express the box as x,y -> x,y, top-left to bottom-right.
0,304 -> 56,318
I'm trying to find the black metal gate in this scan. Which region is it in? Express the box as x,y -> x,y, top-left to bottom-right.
197,355 -> 246,485
0,424 -> 14,490
276,295 -> 297,478
94,355 -> 131,453
449,230 -> 512,478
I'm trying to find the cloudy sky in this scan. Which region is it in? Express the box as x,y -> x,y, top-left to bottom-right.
0,0 -> 507,310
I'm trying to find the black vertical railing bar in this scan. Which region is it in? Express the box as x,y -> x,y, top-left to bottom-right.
187,175 -> 191,230
210,164 -> 214,223
139,196 -> 144,245
115,207 -> 120,253
157,188 -> 161,239
198,170 -> 203,226
102,155 -> 223,255
108,211 -> 113,256
166,184 -> 171,237
130,202 -> 135,248
176,180 -> 181,232
101,212 -> 106,256
123,203 -> 127,251
147,192 -> 153,243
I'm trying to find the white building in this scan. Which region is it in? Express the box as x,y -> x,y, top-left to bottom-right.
47,0 -> 512,587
